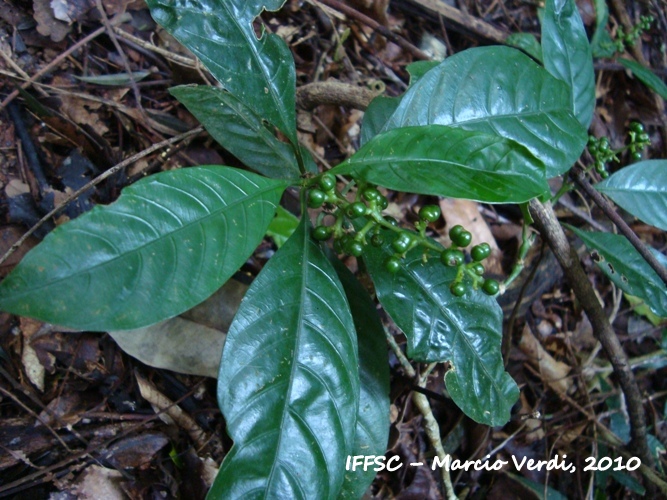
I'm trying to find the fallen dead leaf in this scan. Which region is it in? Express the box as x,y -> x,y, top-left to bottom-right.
519,324 -> 572,396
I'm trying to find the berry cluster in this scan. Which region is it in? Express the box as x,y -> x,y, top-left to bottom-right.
614,15 -> 654,52
587,123 -> 650,178
307,173 -> 499,296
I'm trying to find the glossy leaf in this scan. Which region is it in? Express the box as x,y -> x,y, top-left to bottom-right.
212,218 -> 359,498
619,59 -> 667,100
0,167 -> 287,331
360,95 -> 400,147
147,0 -> 297,144
170,85 -> 300,179
362,232 -> 519,426
596,160 -> 667,230
381,46 -> 587,177
567,226 -> 667,317
330,256 -> 390,499
505,33 -> 543,62
541,0 -> 595,128
332,125 -> 548,203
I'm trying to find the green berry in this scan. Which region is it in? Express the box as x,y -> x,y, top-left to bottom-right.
631,151 -> 643,162
451,228 -> 472,248
638,132 -> 650,143
319,173 -> 336,192
362,187 -> 381,202
450,282 -> 466,297
370,233 -> 385,247
384,216 -> 398,227
449,225 -> 465,240
482,278 -> 500,295
441,248 -> 464,267
392,233 -> 412,253
346,202 -> 367,218
308,189 -> 326,208
587,135 -> 597,146
600,170 -> 609,179
598,139 -> 610,152
419,204 -> 441,223
630,122 -> 644,133
470,243 -> 491,262
385,256 -> 401,274
346,240 -> 364,257
312,225 -> 332,241
377,196 -> 388,210
471,262 -> 485,276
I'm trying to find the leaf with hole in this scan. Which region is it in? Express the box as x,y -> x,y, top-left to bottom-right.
0,167 -> 287,331
362,231 -> 518,426
332,125 -> 547,203
171,85 -> 300,179
212,218 -> 359,498
567,226 -> 667,317
381,46 -> 587,177
596,160 -> 667,231
147,0 -> 298,144
541,0 -> 595,127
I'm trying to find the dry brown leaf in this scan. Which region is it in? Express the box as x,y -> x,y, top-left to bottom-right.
33,0 -> 70,42
519,324 -> 573,396
73,465 -> 125,500
60,95 -> 110,136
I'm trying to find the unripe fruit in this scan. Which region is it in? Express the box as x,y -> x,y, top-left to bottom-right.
392,233 -> 412,253
319,173 -> 336,192
346,202 -> 367,218
441,249 -> 464,267
362,187 -> 381,202
370,233 -> 385,247
346,240 -> 364,257
385,256 -> 401,273
312,225 -> 332,241
450,282 -> 466,297
471,243 -> 491,262
419,204 -> 441,223
482,278 -> 500,295
307,189 -> 326,208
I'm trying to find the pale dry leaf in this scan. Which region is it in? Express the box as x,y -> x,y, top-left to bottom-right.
73,465 -> 125,500
59,95 -> 109,136
135,370 -> 208,449
519,324 -> 572,396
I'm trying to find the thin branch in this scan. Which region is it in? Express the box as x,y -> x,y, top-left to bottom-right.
571,166 -> 667,287
312,0 -> 431,61
528,199 -> 654,470
0,126 -> 204,266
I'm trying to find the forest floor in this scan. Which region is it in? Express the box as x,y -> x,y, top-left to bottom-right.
1,0 -> 666,497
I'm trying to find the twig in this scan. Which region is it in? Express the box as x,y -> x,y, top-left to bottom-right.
312,0 -> 431,61
528,198 -> 654,470
384,331 -> 456,500
0,126 -> 204,266
296,80 -> 380,111
400,0 -> 508,44
0,14 -> 131,112
570,166 -> 667,287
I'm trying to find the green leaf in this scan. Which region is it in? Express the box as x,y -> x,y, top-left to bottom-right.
596,160 -> 667,230
147,0 -> 297,144
0,167 -> 287,331
405,60 -> 440,83
362,233 -> 519,426
170,85 -> 300,179
619,58 -> 667,100
541,0 -> 595,128
330,256 -> 390,499
266,206 -> 299,248
505,33 -> 543,62
381,46 -> 587,178
590,0 -> 616,58
360,96 -> 400,146
332,125 -> 548,204
213,218 -> 359,498
567,226 -> 667,317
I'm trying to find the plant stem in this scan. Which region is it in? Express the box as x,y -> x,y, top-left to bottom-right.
570,166 -> 667,287
528,199 -> 654,470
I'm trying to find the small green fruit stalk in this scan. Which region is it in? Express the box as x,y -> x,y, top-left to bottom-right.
307,174 -> 501,296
